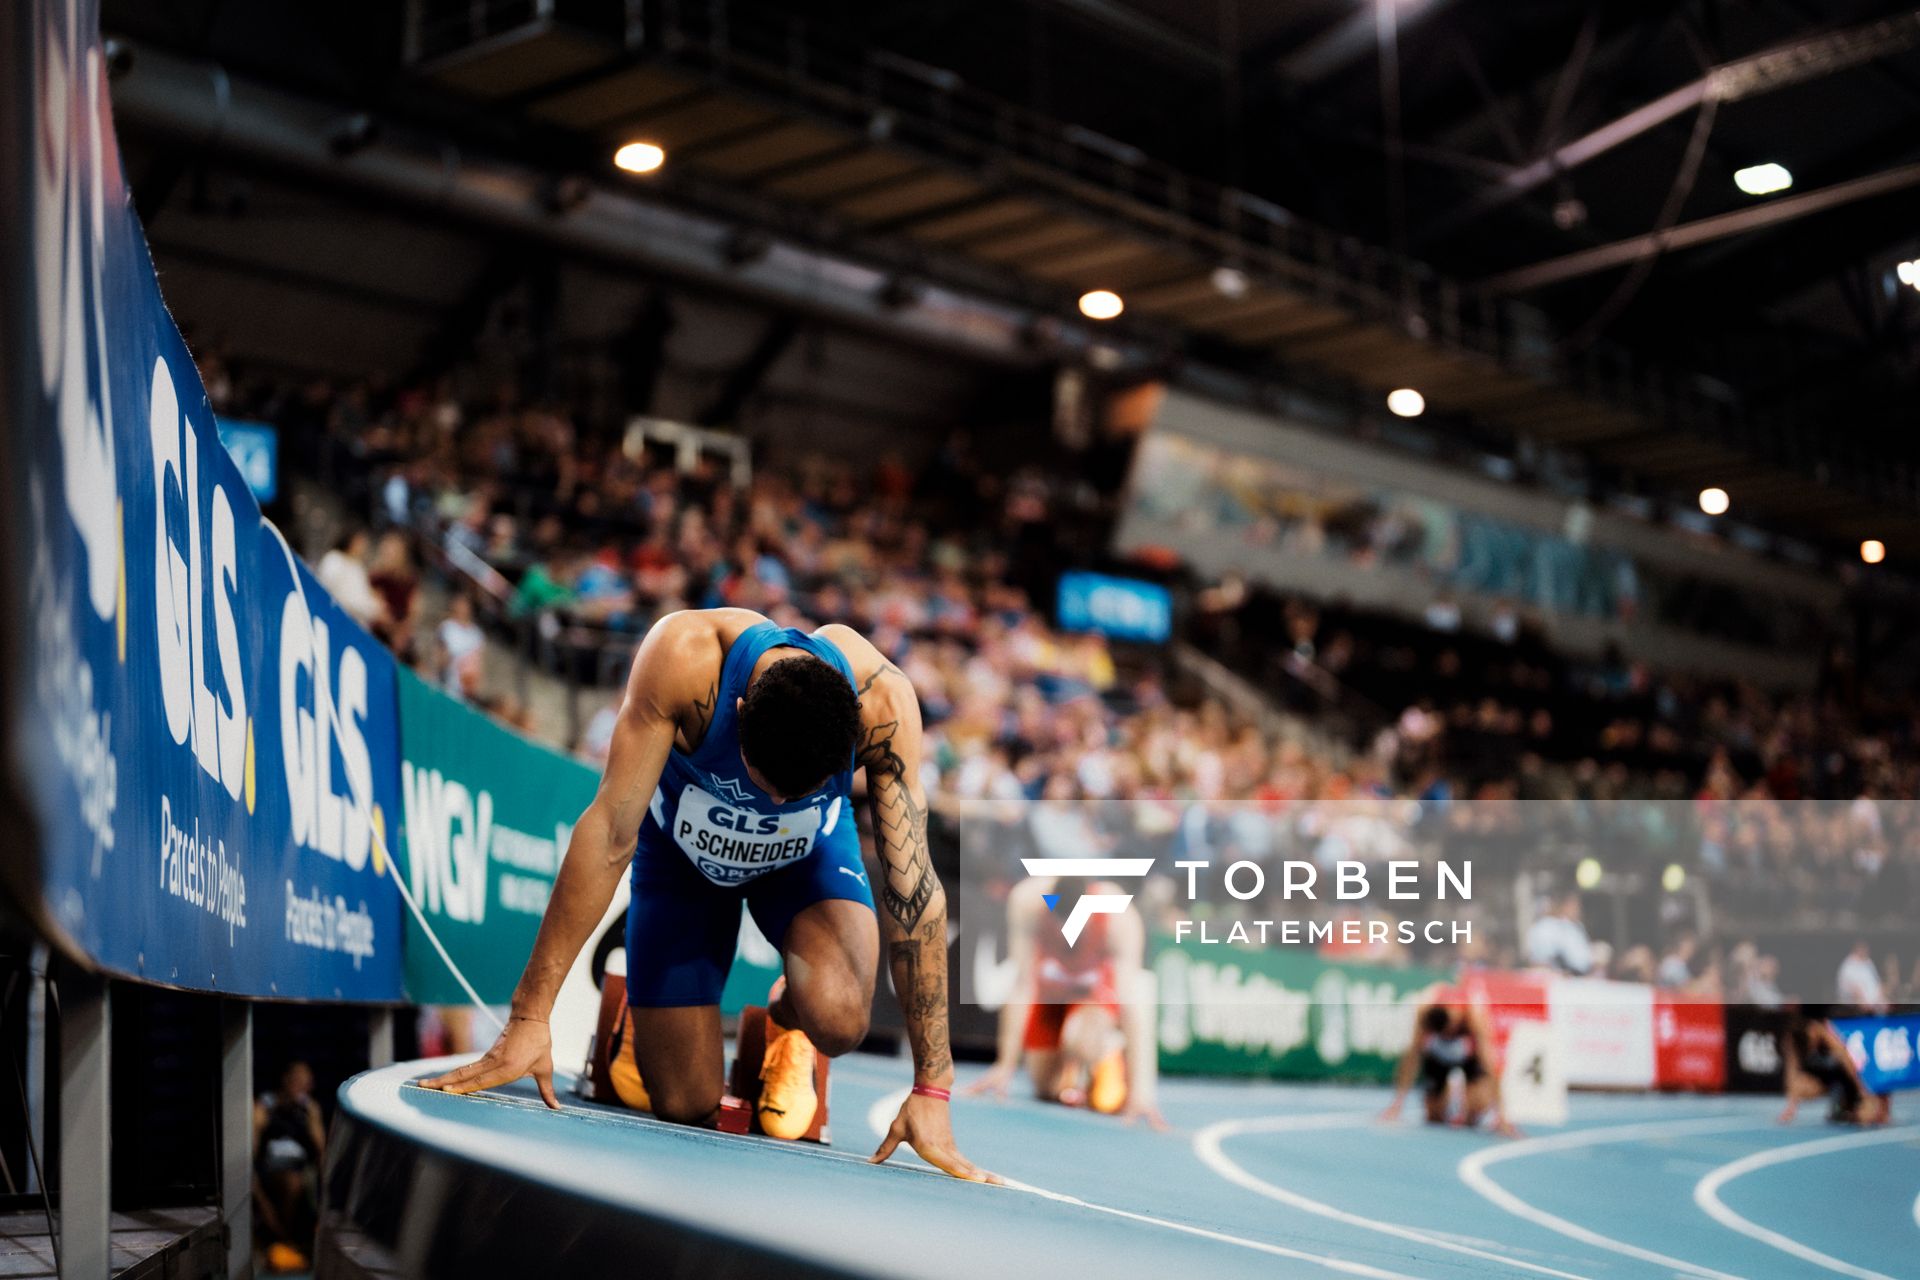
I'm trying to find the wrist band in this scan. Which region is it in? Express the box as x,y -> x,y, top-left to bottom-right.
911,1083 -> 951,1102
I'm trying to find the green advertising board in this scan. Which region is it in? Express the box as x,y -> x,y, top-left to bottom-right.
1152,936 -> 1449,1082
394,669 -> 600,1004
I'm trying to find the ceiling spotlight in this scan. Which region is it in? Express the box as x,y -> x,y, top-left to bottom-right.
614,141 -> 666,174
1733,162 -> 1791,196
1386,387 -> 1425,418
1575,857 -> 1603,890
1897,260 -> 1920,293
1211,266 -> 1250,299
1661,863 -> 1686,893
1698,486 -> 1730,516
1078,289 -> 1124,320
1861,539 -> 1887,565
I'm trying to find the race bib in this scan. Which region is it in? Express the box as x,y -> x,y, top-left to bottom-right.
672,782 -> 823,885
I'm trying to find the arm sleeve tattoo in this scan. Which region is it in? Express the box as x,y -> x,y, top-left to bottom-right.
858,680 -> 952,1084
858,717 -> 937,933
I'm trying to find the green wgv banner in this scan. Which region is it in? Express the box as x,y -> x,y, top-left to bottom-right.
394,669 -> 599,1004
1152,938 -> 1447,1082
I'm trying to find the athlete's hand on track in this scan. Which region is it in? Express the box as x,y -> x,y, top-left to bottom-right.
964,1063 -> 1016,1100
1122,1100 -> 1170,1131
872,1091 -> 1002,1183
420,1016 -> 560,1110
1776,1102 -> 1799,1124
1377,1100 -> 1403,1124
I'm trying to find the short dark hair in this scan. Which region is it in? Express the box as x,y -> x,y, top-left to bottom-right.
738,655 -> 861,798
1422,1006 -> 1452,1034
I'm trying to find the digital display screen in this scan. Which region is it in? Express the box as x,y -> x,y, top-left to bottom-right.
1057,571 -> 1172,643
216,417 -> 279,503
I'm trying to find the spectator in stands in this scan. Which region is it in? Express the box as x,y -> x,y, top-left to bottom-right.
1524,891 -> 1593,975
1656,933 -> 1697,988
511,547 -> 578,618
368,529 -> 420,661
230,352 -> 1918,993
253,1060 -> 325,1273
1745,953 -> 1786,1007
1613,944 -> 1656,984
436,592 -> 487,700
1836,940 -> 1889,1012
316,526 -> 386,632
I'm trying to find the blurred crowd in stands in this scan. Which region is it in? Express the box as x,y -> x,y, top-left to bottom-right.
201,350 -> 1917,1008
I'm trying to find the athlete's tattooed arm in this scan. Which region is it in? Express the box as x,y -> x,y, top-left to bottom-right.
857,695 -> 949,1083
840,639 -> 997,1183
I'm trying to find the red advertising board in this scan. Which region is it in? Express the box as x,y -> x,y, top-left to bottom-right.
1654,994 -> 1727,1092
1442,969 -> 1551,1064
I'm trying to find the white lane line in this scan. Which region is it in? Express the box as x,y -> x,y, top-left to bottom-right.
1458,1116 -> 1760,1280
1693,1125 -> 1918,1280
993,1173 -> 1429,1280
1195,1115 -> 1593,1280
863,1088 -> 1428,1279
1913,1188 -> 1919,1231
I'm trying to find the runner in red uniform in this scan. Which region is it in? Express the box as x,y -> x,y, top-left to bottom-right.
969,876 -> 1162,1126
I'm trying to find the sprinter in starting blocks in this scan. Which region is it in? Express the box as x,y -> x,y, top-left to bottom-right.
424,611 -> 994,1182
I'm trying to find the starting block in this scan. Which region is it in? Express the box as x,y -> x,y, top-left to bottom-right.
584,975 -> 828,1143
730,1004 -> 831,1144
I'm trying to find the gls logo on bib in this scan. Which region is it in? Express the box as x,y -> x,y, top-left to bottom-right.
672,782 -> 835,886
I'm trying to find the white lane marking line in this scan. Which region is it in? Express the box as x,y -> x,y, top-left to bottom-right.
1913,1188 -> 1919,1231
994,1173 -> 1429,1280
1693,1125 -> 1918,1280
1458,1116 -> 1760,1280
1196,1115 -> 1593,1280
864,1088 -> 1427,1279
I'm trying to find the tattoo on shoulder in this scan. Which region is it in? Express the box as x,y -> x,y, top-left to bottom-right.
855,659 -> 906,699
687,680 -> 718,749
856,719 -> 902,775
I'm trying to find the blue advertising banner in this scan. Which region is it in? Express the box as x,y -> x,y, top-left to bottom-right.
1056,571 -> 1173,643
1834,1013 -> 1920,1095
1,0 -> 403,999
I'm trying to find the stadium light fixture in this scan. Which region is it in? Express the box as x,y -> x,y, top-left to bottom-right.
1078,289 -> 1124,320
1897,260 -> 1920,293
1211,266 -> 1249,298
1697,486 -> 1730,516
1861,539 -> 1887,565
1733,162 -> 1791,196
1575,857 -> 1603,889
614,141 -> 666,174
1386,387 -> 1425,418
